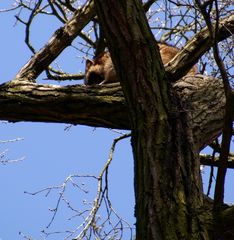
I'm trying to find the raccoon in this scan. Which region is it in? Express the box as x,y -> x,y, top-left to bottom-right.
85,43 -> 197,85
85,52 -> 116,85
158,43 -> 197,75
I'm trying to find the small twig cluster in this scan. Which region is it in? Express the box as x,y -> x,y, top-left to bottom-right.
3,0 -> 232,82
0,137 -> 25,165
24,133 -> 134,240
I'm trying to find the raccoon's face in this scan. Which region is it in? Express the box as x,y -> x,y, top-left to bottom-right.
85,60 -> 104,85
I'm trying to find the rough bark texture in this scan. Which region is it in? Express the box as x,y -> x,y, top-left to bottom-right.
173,75 -> 225,150
0,75 -> 225,149
14,0 -> 233,84
0,0 -> 233,239
94,1 -> 208,239
165,15 -> 234,81
0,81 -> 127,129
1,72 -> 233,240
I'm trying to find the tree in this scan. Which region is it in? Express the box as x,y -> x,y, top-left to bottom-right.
0,0 -> 234,239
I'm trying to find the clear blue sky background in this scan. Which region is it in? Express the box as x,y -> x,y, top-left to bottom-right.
0,2 -> 233,240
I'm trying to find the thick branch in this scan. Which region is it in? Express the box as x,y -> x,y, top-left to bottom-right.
0,75 -> 225,150
166,14 -> 234,81
173,74 -> 225,150
0,81 -> 128,129
15,0 -> 95,81
13,0 -> 161,82
14,6 -> 233,84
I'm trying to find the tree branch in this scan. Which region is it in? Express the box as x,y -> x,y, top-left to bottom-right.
173,75 -> 225,150
166,14 -> 234,81
200,154 -> 234,169
14,4 -> 233,85
0,81 -> 128,129
13,0 -> 160,83
194,0 -> 233,207
0,75 -> 226,150
15,0 -> 95,81
203,197 -> 234,239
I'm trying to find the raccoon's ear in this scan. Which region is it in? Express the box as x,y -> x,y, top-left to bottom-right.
86,59 -> 94,68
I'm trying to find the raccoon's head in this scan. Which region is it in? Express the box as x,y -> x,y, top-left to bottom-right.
85,59 -> 105,85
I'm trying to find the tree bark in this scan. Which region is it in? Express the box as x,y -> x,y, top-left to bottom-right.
15,0 -> 95,81
166,14 -> 234,81
0,81 -> 128,129
94,0 -> 209,239
14,0 -> 233,83
0,75 -> 225,149
0,0 -> 233,239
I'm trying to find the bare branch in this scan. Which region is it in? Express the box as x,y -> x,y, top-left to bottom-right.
0,137 -> 25,165
73,133 -> 131,240
166,14 -> 234,81
15,0 -> 95,81
25,133 -> 133,240
194,0 -> 233,208
200,154 -> 234,169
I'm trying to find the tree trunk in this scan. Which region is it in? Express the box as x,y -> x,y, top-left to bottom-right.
94,0 -> 209,239
0,1 -> 233,238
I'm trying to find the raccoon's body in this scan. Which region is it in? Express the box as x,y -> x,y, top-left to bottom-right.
158,43 -> 197,75
85,43 -> 197,85
85,52 -> 116,85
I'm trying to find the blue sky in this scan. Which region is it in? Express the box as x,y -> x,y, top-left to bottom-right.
0,5 -> 134,239
0,2 -> 233,240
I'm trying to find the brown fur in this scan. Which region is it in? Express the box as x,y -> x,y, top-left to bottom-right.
158,43 -> 197,75
85,52 -> 116,85
85,43 -> 197,85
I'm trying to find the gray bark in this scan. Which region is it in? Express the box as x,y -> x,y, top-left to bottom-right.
0,75 -> 225,150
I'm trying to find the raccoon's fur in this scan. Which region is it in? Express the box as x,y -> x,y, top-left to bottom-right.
85,52 -> 116,85
85,43 -> 197,85
158,43 -> 197,75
